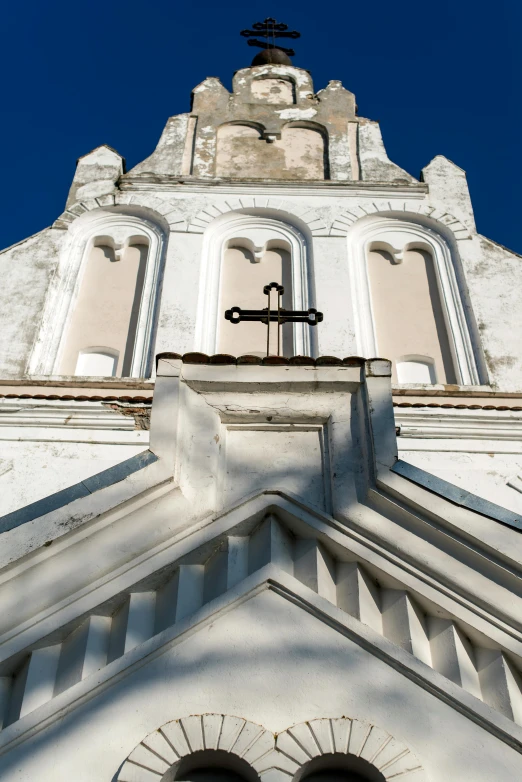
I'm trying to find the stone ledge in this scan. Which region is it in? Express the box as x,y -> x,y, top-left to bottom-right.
392,460 -> 522,532
0,450 -> 158,535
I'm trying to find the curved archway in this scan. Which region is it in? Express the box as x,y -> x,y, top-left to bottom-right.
117,715 -> 273,782
118,715 -> 427,782
188,199 -> 327,237
195,211 -> 316,356
347,214 -> 484,385
29,207 -> 167,378
277,718 -> 426,782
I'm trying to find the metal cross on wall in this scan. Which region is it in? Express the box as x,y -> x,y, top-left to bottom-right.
225,282 -> 323,357
240,18 -> 301,57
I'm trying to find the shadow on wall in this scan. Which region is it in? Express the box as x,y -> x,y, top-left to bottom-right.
0,593 -> 433,782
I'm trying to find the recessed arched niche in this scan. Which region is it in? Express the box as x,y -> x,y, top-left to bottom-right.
215,122 -> 328,180
219,239 -> 293,356
28,209 -> 166,378
367,243 -> 457,384
59,233 -> 150,377
196,213 -> 314,358
347,216 -> 484,386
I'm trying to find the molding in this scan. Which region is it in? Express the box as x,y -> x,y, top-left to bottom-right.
195,214 -> 315,356
0,399 -> 136,431
53,192 -> 188,232
275,717 -> 426,781
0,450 -> 158,534
0,570 -> 520,761
117,714 -> 275,781
29,210 -> 167,379
117,714 -> 426,782
2,491 -> 521,710
118,176 -> 429,198
346,216 -> 482,385
392,460 -> 522,532
187,197 -> 327,236
395,408 -> 522,441
331,200 -> 471,240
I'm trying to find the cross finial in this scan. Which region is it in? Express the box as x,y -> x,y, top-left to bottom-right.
240,18 -> 301,58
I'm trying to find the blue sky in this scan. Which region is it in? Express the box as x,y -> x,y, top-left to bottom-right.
1,0 -> 521,253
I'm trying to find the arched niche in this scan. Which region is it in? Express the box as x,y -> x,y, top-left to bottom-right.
28,208 -> 167,378
195,212 -> 315,357
216,123 -> 265,179
367,243 -> 456,384
215,122 -> 328,180
219,237 -> 293,356
282,122 -> 329,180
347,215 -> 485,386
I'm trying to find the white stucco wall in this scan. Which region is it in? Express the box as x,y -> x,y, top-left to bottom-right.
0,185 -> 520,390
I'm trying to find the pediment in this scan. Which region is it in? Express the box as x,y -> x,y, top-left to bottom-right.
1,501 -> 521,758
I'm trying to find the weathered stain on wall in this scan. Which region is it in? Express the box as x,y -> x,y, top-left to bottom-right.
215,123 -> 326,179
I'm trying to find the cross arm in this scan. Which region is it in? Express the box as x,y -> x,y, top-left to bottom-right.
225,307 -> 323,326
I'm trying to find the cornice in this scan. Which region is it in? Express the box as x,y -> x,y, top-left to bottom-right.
118,175 -> 429,199
0,571 -> 521,759
395,408 -> 522,441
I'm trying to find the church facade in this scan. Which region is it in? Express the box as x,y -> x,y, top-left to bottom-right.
0,23 -> 521,781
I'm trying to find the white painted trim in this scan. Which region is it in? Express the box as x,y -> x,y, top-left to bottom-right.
118,714 -> 275,781
117,713 -> 426,782
331,199 -> 470,240
195,214 -> 314,356
0,399 -> 137,430
347,216 -> 482,385
28,210 -> 167,379
276,717 -> 426,781
0,399 -> 149,444
187,197 -> 328,236
395,408 -> 522,441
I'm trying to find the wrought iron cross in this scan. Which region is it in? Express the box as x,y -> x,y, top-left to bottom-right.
225,282 -> 323,357
240,18 -> 301,57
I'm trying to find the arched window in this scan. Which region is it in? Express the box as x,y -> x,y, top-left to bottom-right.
347,216 -> 484,386
196,213 -> 314,357
169,749 -> 258,782
28,210 -> 166,378
296,754 -> 385,782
